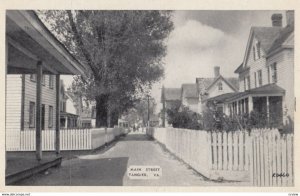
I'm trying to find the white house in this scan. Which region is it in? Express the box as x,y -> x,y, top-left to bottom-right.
222,11 -> 294,129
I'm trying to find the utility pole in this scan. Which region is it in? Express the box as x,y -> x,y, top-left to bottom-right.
147,94 -> 150,129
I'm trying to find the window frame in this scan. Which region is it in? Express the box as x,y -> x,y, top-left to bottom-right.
30,74 -> 36,82
271,63 -> 278,83
218,82 -> 223,91
258,70 -> 263,87
254,72 -> 257,88
42,75 -> 46,86
247,75 -> 251,90
49,75 -> 54,89
29,101 -> 35,128
48,105 -> 53,128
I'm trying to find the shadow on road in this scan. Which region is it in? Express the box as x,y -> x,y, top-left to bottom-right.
15,157 -> 129,186
120,133 -> 152,141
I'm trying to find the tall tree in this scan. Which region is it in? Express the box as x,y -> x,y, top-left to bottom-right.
38,10 -> 173,127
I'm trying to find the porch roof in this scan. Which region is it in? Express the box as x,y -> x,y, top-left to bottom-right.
225,84 -> 285,102
203,92 -> 239,104
60,112 -> 79,118
6,10 -> 88,76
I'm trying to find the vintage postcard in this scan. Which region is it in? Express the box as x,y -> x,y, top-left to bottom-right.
0,0 -> 299,193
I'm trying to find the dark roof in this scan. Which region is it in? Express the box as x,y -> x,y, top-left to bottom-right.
225,84 -> 285,102
252,26 -> 283,52
235,25 -> 294,74
60,112 -> 79,117
204,92 -> 239,103
162,88 -> 181,101
267,24 -> 294,54
196,78 -> 215,91
234,63 -> 250,74
196,76 -> 239,93
182,83 -> 198,98
226,77 -> 239,91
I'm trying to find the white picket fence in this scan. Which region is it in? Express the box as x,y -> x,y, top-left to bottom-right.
6,127 -> 127,151
9,129 -> 92,151
250,129 -> 294,186
147,127 -> 294,186
208,131 -> 249,171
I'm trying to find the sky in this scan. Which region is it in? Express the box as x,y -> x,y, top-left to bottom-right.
61,10 -> 287,113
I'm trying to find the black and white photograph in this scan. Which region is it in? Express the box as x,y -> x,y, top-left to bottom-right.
2,4 -> 297,191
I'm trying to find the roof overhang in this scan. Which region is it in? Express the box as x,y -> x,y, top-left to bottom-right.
225,84 -> 285,102
6,10 -> 88,77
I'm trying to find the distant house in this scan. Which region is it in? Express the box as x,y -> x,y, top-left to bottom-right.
59,80 -> 79,129
196,66 -> 239,114
161,87 -> 181,127
219,11 -> 294,129
180,83 -> 199,113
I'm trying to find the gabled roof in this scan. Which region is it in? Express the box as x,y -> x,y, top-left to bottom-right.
162,88 -> 181,101
182,83 -> 198,98
196,75 -> 239,93
267,24 -> 294,55
236,24 -> 294,73
196,78 -> 215,91
252,27 -> 283,52
206,75 -> 239,92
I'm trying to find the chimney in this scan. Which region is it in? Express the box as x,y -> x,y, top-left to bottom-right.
214,66 -> 220,78
271,13 -> 283,27
286,10 -> 294,26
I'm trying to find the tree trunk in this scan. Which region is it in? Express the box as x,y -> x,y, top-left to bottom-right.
111,111 -> 119,126
96,94 -> 108,127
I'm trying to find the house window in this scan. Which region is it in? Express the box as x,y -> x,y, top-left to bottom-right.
218,82 -> 223,91
254,72 -> 257,88
29,101 -> 35,128
271,63 -> 277,83
42,75 -> 46,86
258,70 -> 262,86
48,106 -> 53,128
49,75 -> 54,89
247,76 -> 250,90
256,42 -> 261,59
253,41 -> 261,61
30,74 -> 36,82
268,67 -> 270,83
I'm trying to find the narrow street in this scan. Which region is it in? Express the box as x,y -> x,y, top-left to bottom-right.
15,132 -> 248,186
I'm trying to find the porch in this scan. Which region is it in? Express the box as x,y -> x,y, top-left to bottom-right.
225,84 -> 285,128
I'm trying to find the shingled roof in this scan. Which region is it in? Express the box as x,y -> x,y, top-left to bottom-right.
182,83 -> 198,98
196,76 -> 239,94
267,24 -> 294,54
252,26 -> 283,52
162,88 -> 181,101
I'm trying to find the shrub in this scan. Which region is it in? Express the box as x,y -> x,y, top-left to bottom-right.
166,106 -> 203,130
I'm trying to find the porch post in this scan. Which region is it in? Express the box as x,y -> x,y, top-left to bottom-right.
266,96 -> 270,125
55,75 -> 60,155
36,61 -> 43,161
248,96 -> 253,113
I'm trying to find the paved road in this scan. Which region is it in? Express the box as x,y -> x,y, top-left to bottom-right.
16,132 -> 248,186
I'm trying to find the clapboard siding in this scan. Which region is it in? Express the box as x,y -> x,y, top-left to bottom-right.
267,48 -> 294,121
246,37 -> 268,90
6,75 -> 22,150
208,78 -> 236,98
23,74 -> 57,129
